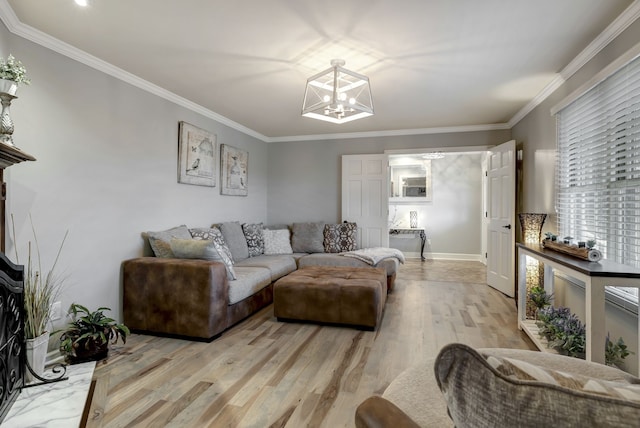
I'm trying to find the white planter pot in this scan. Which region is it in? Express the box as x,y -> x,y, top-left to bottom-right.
25,331 -> 50,383
0,78 -> 18,96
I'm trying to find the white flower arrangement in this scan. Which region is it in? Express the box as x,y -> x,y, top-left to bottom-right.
0,54 -> 30,85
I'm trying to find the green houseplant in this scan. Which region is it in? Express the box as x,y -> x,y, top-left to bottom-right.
58,303 -> 130,363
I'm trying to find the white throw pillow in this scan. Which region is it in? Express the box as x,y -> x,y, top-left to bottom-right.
262,229 -> 293,255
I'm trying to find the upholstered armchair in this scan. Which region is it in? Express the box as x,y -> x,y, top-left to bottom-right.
356,343 -> 640,427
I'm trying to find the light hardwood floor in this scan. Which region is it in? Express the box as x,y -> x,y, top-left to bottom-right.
85,259 -> 536,428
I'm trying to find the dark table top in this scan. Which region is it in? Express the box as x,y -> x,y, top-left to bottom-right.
517,243 -> 640,278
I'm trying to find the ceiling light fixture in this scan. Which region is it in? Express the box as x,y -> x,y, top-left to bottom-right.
301,59 -> 373,124
75,0 -> 88,6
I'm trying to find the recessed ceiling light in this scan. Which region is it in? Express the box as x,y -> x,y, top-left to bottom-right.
75,0 -> 88,6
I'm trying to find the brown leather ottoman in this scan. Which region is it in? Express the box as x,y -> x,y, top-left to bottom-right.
273,266 -> 387,330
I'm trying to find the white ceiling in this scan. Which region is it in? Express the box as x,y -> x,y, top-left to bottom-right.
1,0 -> 637,141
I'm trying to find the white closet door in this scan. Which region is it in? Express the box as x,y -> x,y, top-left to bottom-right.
486,140 -> 516,297
342,154 -> 389,249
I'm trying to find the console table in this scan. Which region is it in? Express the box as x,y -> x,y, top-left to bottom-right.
517,243 -> 640,368
389,228 -> 426,261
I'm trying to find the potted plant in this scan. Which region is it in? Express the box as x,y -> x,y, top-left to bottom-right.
12,215 -> 67,381
58,303 -> 130,364
0,54 -> 30,95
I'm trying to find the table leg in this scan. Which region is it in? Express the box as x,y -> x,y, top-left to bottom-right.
585,278 -> 606,365
419,230 -> 426,261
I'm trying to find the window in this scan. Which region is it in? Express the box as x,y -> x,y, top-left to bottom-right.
556,54 -> 640,310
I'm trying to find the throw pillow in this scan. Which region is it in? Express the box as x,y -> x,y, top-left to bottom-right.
291,222 -> 325,253
242,223 -> 264,257
189,227 -> 235,268
323,222 -> 357,253
263,229 -> 293,255
434,342 -> 640,428
170,238 -> 236,280
219,221 -> 250,262
144,225 -> 192,258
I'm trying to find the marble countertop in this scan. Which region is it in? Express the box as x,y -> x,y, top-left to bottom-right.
4,361 -> 95,427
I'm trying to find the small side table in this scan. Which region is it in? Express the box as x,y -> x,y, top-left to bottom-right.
389,228 -> 426,261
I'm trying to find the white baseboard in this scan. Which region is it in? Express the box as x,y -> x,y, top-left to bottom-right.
403,252 -> 483,262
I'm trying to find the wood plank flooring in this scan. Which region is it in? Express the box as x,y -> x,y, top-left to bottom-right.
86,259 -> 536,428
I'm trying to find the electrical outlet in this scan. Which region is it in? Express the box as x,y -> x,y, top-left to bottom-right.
50,301 -> 62,321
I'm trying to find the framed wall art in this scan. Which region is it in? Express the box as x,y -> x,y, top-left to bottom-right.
178,121 -> 217,187
220,144 -> 248,196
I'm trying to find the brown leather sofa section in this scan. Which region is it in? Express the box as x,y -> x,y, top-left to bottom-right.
273,266 -> 387,329
123,257 -> 271,340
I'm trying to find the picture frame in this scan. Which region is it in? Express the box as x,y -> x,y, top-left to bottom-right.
220,144 -> 248,196
178,121 -> 217,187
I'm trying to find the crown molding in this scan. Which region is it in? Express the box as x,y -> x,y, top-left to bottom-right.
266,123 -> 511,143
508,0 -> 640,127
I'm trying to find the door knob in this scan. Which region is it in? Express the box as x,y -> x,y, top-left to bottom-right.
502,224 -> 512,229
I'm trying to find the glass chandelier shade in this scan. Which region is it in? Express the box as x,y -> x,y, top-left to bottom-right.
302,59 -> 374,124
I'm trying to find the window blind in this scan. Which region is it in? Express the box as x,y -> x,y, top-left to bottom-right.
556,53 -> 640,308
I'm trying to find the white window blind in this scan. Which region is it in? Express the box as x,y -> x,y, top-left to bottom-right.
556,53 -> 640,309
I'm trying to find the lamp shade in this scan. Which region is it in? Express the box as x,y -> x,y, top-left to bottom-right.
518,213 -> 547,244
302,59 -> 373,124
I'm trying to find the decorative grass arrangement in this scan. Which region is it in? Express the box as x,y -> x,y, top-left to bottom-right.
11,214 -> 68,339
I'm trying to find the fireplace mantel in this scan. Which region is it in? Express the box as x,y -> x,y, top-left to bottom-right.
0,143 -> 35,168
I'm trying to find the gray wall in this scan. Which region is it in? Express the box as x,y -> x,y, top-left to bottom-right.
267,130 -> 509,257
513,18 -> 640,375
1,33 -> 268,329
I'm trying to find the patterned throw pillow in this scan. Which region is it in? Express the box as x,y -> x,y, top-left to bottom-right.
189,227 -> 235,266
169,238 -> 236,280
144,225 -> 192,258
323,222 -> 357,253
263,229 -> 293,255
242,223 -> 264,257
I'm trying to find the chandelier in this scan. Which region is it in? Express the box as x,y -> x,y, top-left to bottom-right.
301,59 -> 374,124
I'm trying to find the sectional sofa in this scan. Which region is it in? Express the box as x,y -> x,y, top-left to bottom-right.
122,221 -> 401,341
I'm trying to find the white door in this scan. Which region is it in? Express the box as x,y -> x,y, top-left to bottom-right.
342,154 -> 389,249
486,140 -> 516,297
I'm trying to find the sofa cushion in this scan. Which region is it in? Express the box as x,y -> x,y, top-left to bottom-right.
242,222 -> 264,257
144,225 -> 192,258
170,238 -> 236,280
263,229 -> 293,255
434,343 -> 640,428
235,255 -> 297,281
291,222 -> 325,253
323,222 -> 357,253
228,267 -> 271,305
219,221 -> 250,262
189,226 -> 235,269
